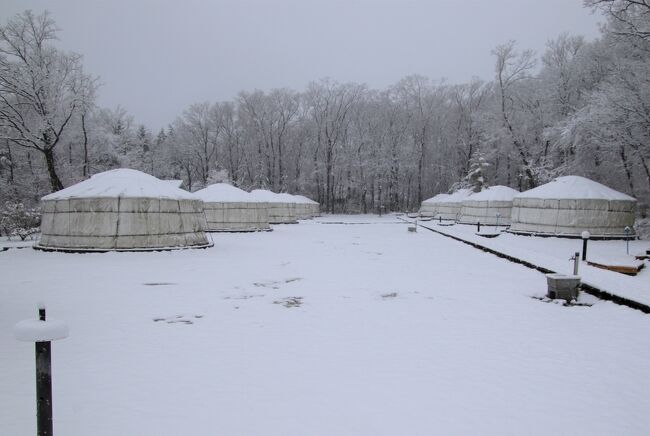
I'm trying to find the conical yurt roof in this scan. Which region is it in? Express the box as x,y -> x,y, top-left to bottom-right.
293,195 -> 318,204
162,179 -> 184,189
42,169 -> 197,200
275,193 -> 299,203
467,185 -> 519,202
442,188 -> 474,203
249,189 -> 285,203
195,183 -> 260,203
515,176 -> 634,201
422,193 -> 450,204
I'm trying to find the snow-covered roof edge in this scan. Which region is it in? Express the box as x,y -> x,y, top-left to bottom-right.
515,176 -> 636,201
42,169 -> 199,201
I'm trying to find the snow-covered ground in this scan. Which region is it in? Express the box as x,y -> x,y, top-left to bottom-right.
2,215 -> 650,435
0,236 -> 37,250
412,219 -> 650,307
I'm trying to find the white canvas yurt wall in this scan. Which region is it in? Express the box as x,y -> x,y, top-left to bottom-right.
194,183 -> 271,232
37,169 -> 211,251
249,190 -> 298,224
458,186 -> 519,226
435,189 -> 474,221
292,195 -> 319,219
419,193 -> 449,217
509,176 -> 637,238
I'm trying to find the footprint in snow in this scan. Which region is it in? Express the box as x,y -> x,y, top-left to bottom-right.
273,297 -> 303,308
153,314 -> 204,324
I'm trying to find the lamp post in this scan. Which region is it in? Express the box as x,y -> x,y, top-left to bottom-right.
625,226 -> 631,255
581,231 -> 590,261
495,212 -> 501,230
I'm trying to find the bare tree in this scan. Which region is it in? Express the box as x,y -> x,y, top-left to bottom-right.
0,11 -> 96,192
493,40 -> 538,188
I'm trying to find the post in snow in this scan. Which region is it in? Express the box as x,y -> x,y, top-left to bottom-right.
13,305 -> 69,436
581,231 -> 590,261
477,221 -> 481,233
624,226 -> 631,255
573,252 -> 580,275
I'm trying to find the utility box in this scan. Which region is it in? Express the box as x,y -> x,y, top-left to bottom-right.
546,274 -> 580,301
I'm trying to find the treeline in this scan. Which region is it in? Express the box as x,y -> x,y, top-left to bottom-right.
2,1 -> 650,214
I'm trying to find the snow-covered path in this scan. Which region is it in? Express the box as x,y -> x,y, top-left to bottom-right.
1,215 -> 649,435
411,218 -> 650,308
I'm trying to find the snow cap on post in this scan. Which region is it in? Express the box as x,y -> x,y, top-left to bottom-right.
581,231 -> 590,240
14,318 -> 69,342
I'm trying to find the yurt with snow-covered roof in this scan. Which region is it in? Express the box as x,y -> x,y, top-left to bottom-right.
509,176 -> 636,238
419,193 -> 449,217
194,183 -> 271,232
36,169 -> 211,252
249,190 -> 298,224
458,185 -> 519,226
434,189 -> 474,221
293,195 -> 320,219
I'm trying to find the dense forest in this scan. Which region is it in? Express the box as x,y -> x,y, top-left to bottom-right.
1,0 -> 650,216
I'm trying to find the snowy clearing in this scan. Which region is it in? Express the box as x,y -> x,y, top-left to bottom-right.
413,219 -> 650,307
2,215 -> 650,435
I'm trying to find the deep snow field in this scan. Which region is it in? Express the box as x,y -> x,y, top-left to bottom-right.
2,215 -> 650,435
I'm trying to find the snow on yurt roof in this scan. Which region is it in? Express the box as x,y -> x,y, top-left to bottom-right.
515,176 -> 635,201
42,169 -> 198,201
249,189 -> 285,203
422,193 -> 450,204
195,183 -> 258,203
443,188 -> 474,203
293,195 -> 318,204
162,179 -> 183,188
276,193 -> 299,203
466,185 -> 519,202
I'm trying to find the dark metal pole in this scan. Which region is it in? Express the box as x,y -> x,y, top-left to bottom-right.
477,221 -> 481,233
582,238 -> 588,261
36,308 -> 53,436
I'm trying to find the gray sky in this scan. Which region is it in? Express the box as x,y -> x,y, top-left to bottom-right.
2,0 -> 602,130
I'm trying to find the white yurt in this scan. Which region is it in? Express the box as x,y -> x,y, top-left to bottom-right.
36,169 -> 211,251
458,185 -> 519,226
419,193 -> 449,217
435,189 -> 474,221
249,190 -> 298,224
194,183 -> 271,232
509,176 -> 637,238
292,195 -> 319,219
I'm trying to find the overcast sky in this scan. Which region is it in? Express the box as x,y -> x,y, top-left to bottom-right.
2,0 -> 602,130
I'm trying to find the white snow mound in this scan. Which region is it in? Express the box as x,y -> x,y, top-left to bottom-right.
194,183 -> 258,203
422,193 -> 450,204
444,188 -> 474,203
162,179 -> 183,188
293,195 -> 318,204
14,318 -> 69,342
515,176 -> 635,201
276,193 -> 299,203
42,169 -> 198,201
467,185 -> 519,202
249,189 -> 285,203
